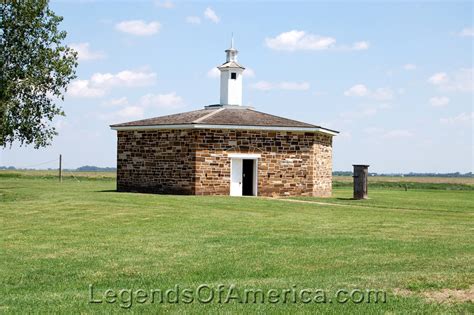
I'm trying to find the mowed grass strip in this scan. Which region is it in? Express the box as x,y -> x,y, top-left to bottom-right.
334,175 -> 474,185
292,187 -> 474,212
1,175 -> 473,313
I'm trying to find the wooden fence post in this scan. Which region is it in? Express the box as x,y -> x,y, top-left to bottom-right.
59,154 -> 62,183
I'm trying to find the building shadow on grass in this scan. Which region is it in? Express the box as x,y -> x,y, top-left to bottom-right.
94,190 -> 195,196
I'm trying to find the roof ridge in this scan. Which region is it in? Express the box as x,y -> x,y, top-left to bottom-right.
192,107 -> 225,123
246,108 -> 320,128
110,108 -> 210,127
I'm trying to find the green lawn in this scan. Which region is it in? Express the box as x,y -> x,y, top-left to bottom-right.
1,175 -> 473,313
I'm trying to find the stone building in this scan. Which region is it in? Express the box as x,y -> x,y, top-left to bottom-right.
111,41 -> 338,197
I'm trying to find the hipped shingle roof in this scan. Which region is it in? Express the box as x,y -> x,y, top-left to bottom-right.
110,106 -> 338,134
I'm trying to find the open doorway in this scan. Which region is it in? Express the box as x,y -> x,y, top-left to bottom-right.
230,155 -> 259,196
242,159 -> 254,196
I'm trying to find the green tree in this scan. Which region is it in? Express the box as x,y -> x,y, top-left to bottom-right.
0,0 -> 78,148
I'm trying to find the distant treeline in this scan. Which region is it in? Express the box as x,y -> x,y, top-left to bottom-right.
0,166 -> 472,177
74,166 -> 116,172
0,165 -> 117,172
333,171 -> 473,178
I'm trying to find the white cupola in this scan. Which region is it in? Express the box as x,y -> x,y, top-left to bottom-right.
217,37 -> 245,106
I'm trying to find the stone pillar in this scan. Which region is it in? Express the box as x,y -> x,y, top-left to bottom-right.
353,165 -> 369,199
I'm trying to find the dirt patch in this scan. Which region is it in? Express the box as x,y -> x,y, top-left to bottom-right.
422,286 -> 474,304
393,288 -> 413,297
394,286 -> 474,304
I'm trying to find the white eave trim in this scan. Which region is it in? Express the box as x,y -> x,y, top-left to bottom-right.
110,124 -> 338,136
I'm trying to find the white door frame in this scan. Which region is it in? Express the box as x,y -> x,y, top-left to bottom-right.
230,158 -> 243,196
228,153 -> 260,196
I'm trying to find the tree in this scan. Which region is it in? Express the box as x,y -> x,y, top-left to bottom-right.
0,0 -> 77,148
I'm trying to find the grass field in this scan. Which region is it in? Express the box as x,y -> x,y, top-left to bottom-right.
0,169 -> 116,179
1,172 -> 473,313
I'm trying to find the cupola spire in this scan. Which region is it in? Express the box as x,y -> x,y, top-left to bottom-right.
225,34 -> 238,62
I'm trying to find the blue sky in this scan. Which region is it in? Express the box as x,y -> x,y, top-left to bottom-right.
1,1 -> 473,173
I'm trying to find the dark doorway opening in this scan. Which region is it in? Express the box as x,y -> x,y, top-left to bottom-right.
242,159 -> 254,196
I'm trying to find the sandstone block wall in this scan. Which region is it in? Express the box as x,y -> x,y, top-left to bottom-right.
116,130 -> 195,194
193,129 -> 332,197
116,129 -> 333,197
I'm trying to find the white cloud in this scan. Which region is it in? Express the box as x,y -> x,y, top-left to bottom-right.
154,0 -> 174,9
265,30 -> 335,51
403,64 -> 417,70
90,70 -> 157,88
382,129 -> 413,139
70,42 -> 105,61
428,72 -> 448,85
344,84 -> 369,97
251,81 -> 310,91
101,92 -> 185,122
115,20 -> 161,36
338,103 -> 392,124
364,127 -> 383,135
251,81 -> 274,91
344,84 -> 394,100
449,68 -> 473,92
191,8 -> 220,25
207,67 -> 255,78
371,88 -> 394,101
459,27 -> 474,37
429,96 -> 450,107
440,112 -> 473,125
243,67 -> 255,77
428,69 -> 473,92
351,41 -> 370,50
116,106 -> 145,119
68,69 -> 157,98
207,67 -> 220,78
138,92 -> 183,109
265,30 -> 368,52
101,97 -> 129,107
279,81 -> 310,90
105,93 -> 183,109
204,7 -> 220,23
186,16 -> 201,24
68,80 -> 106,98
